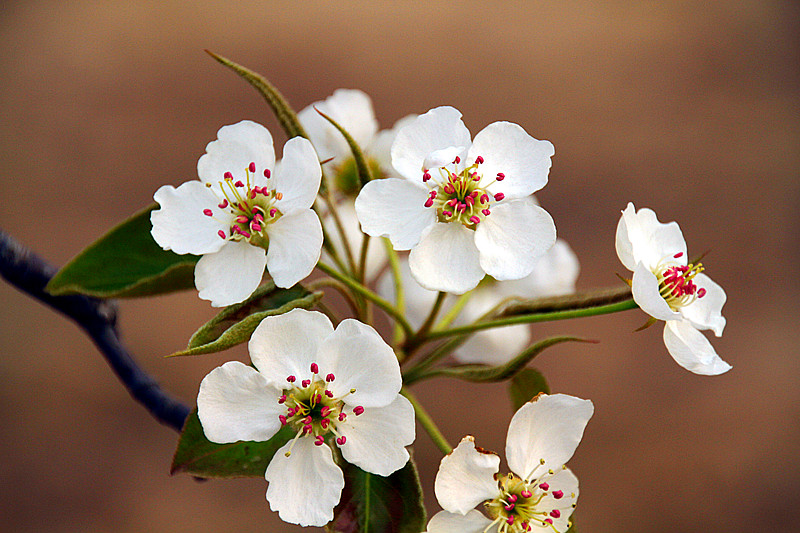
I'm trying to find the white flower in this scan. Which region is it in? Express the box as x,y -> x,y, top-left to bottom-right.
196,308 -> 415,527
377,240 -> 579,365
321,200 -> 388,283
298,88 -> 416,182
615,202 -> 730,375
355,106 -> 557,294
426,393 -> 593,533
150,120 -> 324,307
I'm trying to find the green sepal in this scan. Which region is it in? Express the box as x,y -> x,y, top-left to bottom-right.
171,408 -> 294,478
634,316 -> 659,332
206,50 -> 307,141
333,458 -> 426,533
315,108 -> 375,190
508,368 -> 551,411
168,285 -> 323,357
413,336 -> 594,383
45,204 -> 198,298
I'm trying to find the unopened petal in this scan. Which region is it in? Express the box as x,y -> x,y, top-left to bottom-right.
337,395 -> 415,476
409,222 -> 485,294
505,393 -> 593,482
265,209 -> 323,288
355,178 -> 435,250
151,181 -> 229,255
265,437 -> 344,527
434,436 -> 500,515
197,361 -> 284,443
663,320 -> 731,375
194,240 -> 266,307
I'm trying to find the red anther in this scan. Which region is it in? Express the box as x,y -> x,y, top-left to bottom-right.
508,494 -> 518,503
444,184 -> 455,194
697,288 -> 707,297
424,198 -> 434,208
287,375 -> 296,383
218,199 -> 229,208
240,230 -> 251,238
550,510 -> 561,519
453,156 -> 461,164
482,209 -> 491,216
480,194 -> 489,203
326,373 -> 335,382
254,213 -> 264,222
338,413 -> 346,421
473,174 -> 481,181
224,171 -> 234,180
203,209 -> 213,216
325,390 -> 334,398
320,406 -> 331,417
469,215 -> 481,224
465,195 -> 474,205
429,190 -> 438,197
304,415 -> 312,424
442,210 -> 453,217
248,162 -> 256,173
302,379 -> 311,388
552,490 -> 564,499
539,483 -> 550,491
287,407 -> 296,417
236,215 -> 249,223
279,415 -> 287,425
496,172 -> 505,180
217,230 -> 226,239
353,406 -> 365,416
504,503 -> 515,511
315,394 -> 322,403
278,395 -> 287,404
320,418 -> 329,429
314,435 -> 324,446
674,252 -> 684,258
422,172 -> 431,182
506,516 -> 514,525
234,180 -> 244,188
475,155 -> 484,164
544,519 -> 553,525
494,192 -> 505,201
303,425 -> 313,435
251,223 -> 262,232
269,208 -> 278,217
310,363 -> 319,374
336,436 -> 346,445
447,198 -> 457,207
264,169 -> 271,178
249,189 -> 257,199
521,490 -> 532,498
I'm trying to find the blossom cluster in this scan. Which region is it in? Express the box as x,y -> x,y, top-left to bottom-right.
149,85 -> 729,529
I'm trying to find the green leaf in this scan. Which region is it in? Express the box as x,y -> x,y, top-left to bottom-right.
206,50 -> 307,140
316,108 -> 375,190
169,287 -> 323,357
509,368 -> 551,411
334,458 -> 426,533
46,204 -> 198,298
171,409 -> 294,478
415,336 -> 594,383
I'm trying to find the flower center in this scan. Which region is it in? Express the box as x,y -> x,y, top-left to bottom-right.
278,363 -> 364,455
655,252 -> 707,310
420,154 -> 506,229
484,468 -> 577,533
203,162 -> 283,248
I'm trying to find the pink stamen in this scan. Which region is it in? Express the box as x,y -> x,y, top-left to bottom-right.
217,230 -> 226,239
203,209 -> 213,216
697,288 -> 707,297
469,215 -> 481,224
325,390 -> 334,398
550,510 -> 561,519
473,173 -> 480,182
539,483 -> 550,491
338,413 -> 346,421
278,395 -> 287,404
353,406 -> 365,416
269,208 -> 278,217
264,169 -> 271,178
453,156 -> 461,164
508,494 -> 518,503
494,192 -> 505,201
326,373 -> 335,382
301,379 -> 311,388
544,519 -> 553,525
254,213 -> 264,222
236,215 -> 249,223
287,407 -> 297,417
239,230 -> 251,238
446,198 -> 457,207
248,162 -> 256,173
320,406 -> 331,417
320,418 -> 330,429
303,425 -> 313,435
310,363 -> 319,374
251,223 -> 262,232
422,172 -> 431,182
674,252 -> 684,258
496,172 -> 505,180
442,210 -> 453,217
336,436 -> 346,445
286,375 -> 296,383
475,155 -> 484,164
506,516 -> 514,525
224,171 -> 233,180
249,189 -> 257,199
504,503 -> 515,511
234,180 -> 244,188
314,435 -> 324,446
424,198 -> 434,208
552,490 -> 564,499
279,415 -> 287,425
218,199 -> 229,208
482,209 -> 491,216
521,490 -> 532,498
444,184 -> 455,194
314,394 -> 322,403
480,194 -> 489,203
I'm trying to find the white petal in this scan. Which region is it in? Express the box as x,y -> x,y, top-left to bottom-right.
265,209 -> 323,288
318,319 -> 401,407
536,467 -> 580,532
391,106 -> 472,182
474,198 -> 556,281
197,361 -> 284,443
272,137 -> 322,214
355,178 -> 436,250
434,436 -> 500,515
194,240 -> 266,307
631,262 -> 681,321
506,394 -> 594,481
425,510 -> 495,533
679,273 -> 726,336
197,120 -> 276,186
409,222 -> 485,294
249,308 -> 334,384
496,239 -> 579,298
265,437 -> 344,527
615,202 -> 687,272
337,395 -> 415,476
151,181 -> 229,255
321,201 -> 387,283
423,146 -> 467,170
468,121 -> 554,199
298,88 -> 378,163
663,320 -> 731,375
368,114 -> 418,178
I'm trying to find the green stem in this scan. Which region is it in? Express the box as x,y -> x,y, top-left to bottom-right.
434,290 -> 474,330
401,388 -> 452,455
383,240 -> 406,346
407,292 -> 446,348
307,278 -> 361,318
358,233 -> 371,284
316,261 -> 414,338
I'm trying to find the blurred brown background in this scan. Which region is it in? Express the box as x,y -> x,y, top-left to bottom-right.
1,1 -> 798,532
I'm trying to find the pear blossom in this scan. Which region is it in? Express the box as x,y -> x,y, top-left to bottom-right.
377,240 -> 579,365
355,106 -> 557,294
321,200 -> 388,283
298,88 -> 416,187
196,308 -> 415,527
151,120 -> 323,307
426,393 -> 593,533
615,202 -> 730,375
